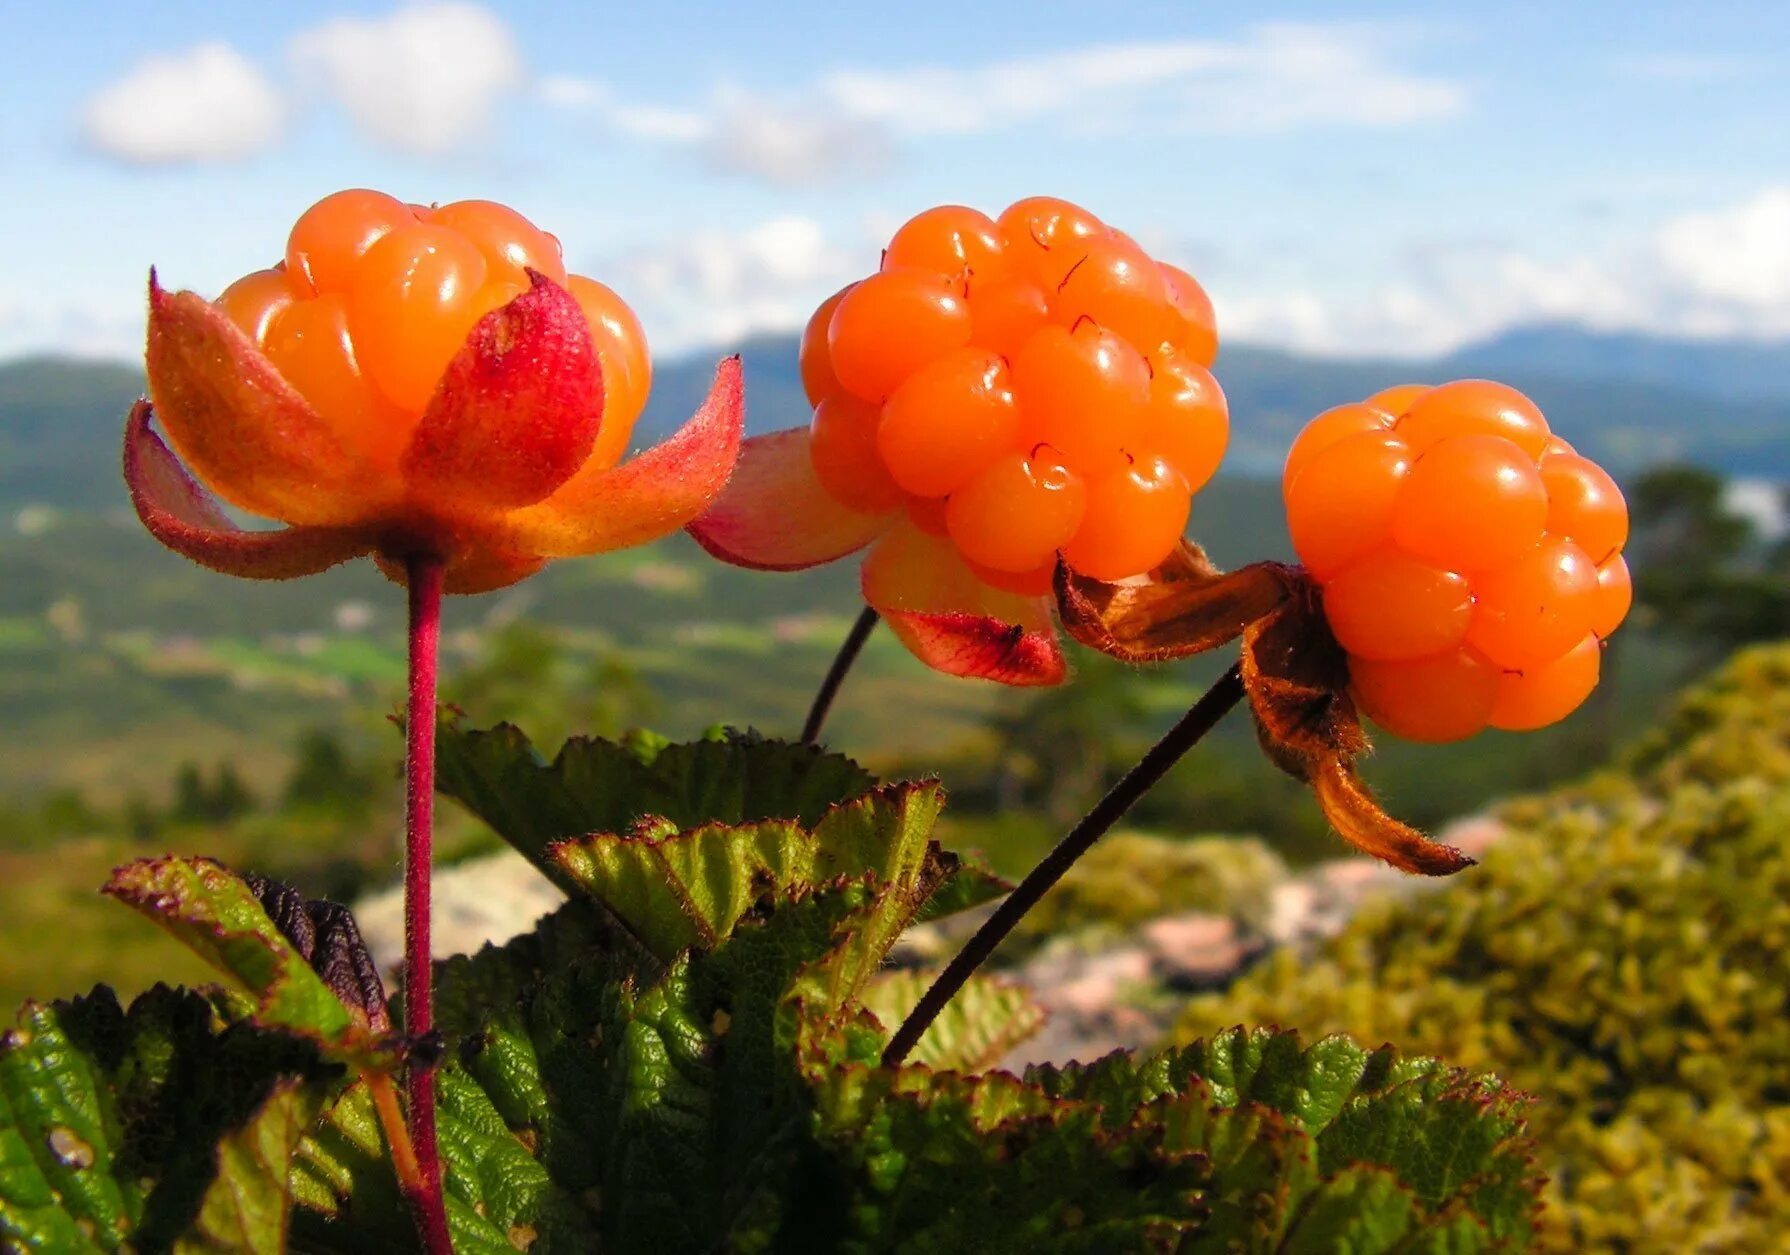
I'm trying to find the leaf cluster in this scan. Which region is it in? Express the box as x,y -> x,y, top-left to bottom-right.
4,724 -> 1543,1251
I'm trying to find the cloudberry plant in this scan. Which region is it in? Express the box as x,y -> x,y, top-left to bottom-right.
122,188 -> 743,1255
692,197 -> 1228,694
892,381 -> 1634,1060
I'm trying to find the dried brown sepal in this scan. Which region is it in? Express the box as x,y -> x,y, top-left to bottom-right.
1240,578 -> 1366,766
1055,540 -> 1296,663
1309,755 -> 1474,875
244,873 -> 393,1035
1240,571 -> 1470,877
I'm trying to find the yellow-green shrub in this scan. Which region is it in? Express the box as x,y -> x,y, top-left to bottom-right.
1009,831 -> 1286,953
1174,643 -> 1790,1252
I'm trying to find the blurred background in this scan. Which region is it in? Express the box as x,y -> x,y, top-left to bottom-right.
0,1 -> 1785,1007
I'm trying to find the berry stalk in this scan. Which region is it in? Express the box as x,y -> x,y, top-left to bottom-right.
882,662 -> 1247,1067
801,607 -> 880,743
402,553 -> 454,1255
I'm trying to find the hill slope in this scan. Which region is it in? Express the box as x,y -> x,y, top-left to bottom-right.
5,323 -> 1788,515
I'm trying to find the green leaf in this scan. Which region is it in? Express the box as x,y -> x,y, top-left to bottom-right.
860,971 -> 1045,1072
176,1079 -> 324,1254
434,720 -> 878,886
1021,1028 -> 1539,1249
914,850 -> 1010,923
0,985 -> 333,1254
102,859 -> 367,1058
550,782 -> 947,961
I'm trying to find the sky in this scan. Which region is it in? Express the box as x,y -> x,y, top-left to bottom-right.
2,0 -> 1787,366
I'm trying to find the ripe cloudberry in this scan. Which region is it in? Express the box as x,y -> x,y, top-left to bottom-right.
1282,381 -> 1631,741
129,189 -> 741,595
691,198 -> 1229,685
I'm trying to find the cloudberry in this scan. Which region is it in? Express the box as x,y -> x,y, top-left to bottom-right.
693,196 -> 1229,684
1283,381 -> 1630,741
795,197 -> 1226,587
214,190 -> 656,472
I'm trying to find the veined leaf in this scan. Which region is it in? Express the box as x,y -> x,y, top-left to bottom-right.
0,986 -> 332,1254
860,971 -> 1045,1073
102,859 -> 374,1060
434,720 -> 877,886
549,782 -> 948,961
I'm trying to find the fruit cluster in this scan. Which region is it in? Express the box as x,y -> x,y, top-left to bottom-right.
214,189 -> 650,471
799,198 -> 1228,594
1283,381 -> 1631,741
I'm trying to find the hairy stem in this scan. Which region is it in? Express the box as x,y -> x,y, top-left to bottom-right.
801,606 -> 880,744
403,554 -> 453,1255
882,662 -> 1247,1067
366,1071 -> 423,1196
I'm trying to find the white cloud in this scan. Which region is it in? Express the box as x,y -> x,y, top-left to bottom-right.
79,43 -> 283,165
600,217 -> 858,353
697,89 -> 892,185
0,287 -> 142,361
290,2 -> 523,155
545,23 -> 1463,185
1209,185 -> 1790,357
1610,52 -> 1753,84
823,24 -> 1464,137
1656,187 -> 1790,314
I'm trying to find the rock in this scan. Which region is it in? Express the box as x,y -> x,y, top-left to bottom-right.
1140,913 -> 1259,990
356,851 -> 565,976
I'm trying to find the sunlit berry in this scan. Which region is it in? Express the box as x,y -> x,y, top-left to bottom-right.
1363,383 -> 1431,418
286,189 -> 415,295
216,267 -> 300,345
1012,322 -> 1151,477
967,274 -> 1050,359
565,275 -> 651,468
262,293 -> 409,465
1144,348 -> 1228,494
137,189 -> 732,602
1054,234 -> 1172,350
1464,535 -> 1599,670
1284,380 -> 1629,740
1320,550 -> 1473,662
878,349 -> 1019,497
1390,434 -> 1547,572
1158,263 -> 1218,366
885,205 -> 1008,281
800,284 -> 853,407
428,199 -> 567,289
348,223 -> 491,412
1540,453 -> 1628,564
812,395 -> 903,514
1590,555 -> 1632,639
997,196 -> 1106,290
1283,403 -> 1396,499
828,270 -> 971,402
1061,454 -> 1190,580
947,452 -> 1086,573
1394,379 -> 1551,459
1285,432 -> 1411,579
1489,633 -> 1602,732
1349,646 -> 1502,744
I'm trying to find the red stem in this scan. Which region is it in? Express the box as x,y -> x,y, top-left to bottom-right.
403,554 -> 454,1254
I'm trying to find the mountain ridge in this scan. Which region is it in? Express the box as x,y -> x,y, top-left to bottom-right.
4,321 -> 1784,514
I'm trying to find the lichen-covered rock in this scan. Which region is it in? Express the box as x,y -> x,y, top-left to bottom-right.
1009,830 -> 1287,952
1174,642 -> 1790,1252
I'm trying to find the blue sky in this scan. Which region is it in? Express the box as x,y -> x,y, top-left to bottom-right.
3,1 -> 1786,364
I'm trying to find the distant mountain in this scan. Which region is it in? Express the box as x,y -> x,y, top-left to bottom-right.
5,320 -> 1787,518
640,335 -> 1790,480
1441,324 -> 1790,403
0,358 -> 144,512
